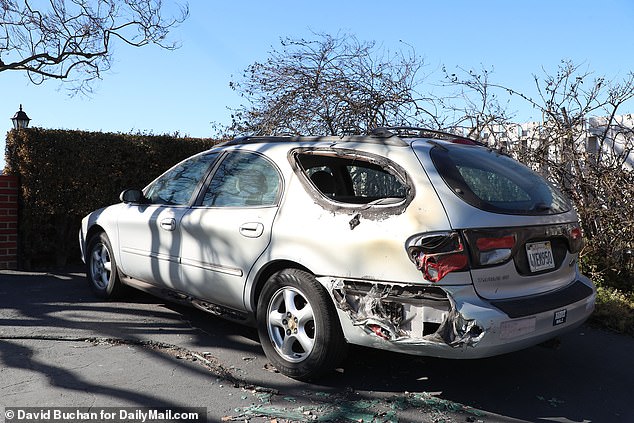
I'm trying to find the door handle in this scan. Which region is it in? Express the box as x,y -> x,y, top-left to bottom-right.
160,218 -> 176,231
239,222 -> 264,238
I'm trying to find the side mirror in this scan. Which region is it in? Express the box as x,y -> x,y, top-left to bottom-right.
120,188 -> 146,204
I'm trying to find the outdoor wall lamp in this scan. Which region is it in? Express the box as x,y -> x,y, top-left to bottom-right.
11,104 -> 31,129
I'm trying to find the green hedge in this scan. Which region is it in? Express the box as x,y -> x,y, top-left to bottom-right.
4,128 -> 217,267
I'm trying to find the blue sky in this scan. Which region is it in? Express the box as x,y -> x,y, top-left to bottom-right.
3,0 -> 634,169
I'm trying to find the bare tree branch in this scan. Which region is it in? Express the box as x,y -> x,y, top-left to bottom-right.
228,32 -> 436,136
0,0 -> 188,94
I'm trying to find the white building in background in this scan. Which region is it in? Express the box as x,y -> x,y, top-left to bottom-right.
585,115 -> 634,168
472,115 -> 634,169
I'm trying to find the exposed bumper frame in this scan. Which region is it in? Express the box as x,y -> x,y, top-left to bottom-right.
320,275 -> 596,359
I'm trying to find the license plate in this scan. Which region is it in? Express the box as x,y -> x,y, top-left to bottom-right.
553,309 -> 567,326
526,241 -> 555,272
500,317 -> 536,339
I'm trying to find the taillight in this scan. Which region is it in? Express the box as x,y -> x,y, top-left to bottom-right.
475,234 -> 516,266
418,249 -> 469,282
569,225 -> 584,253
476,235 -> 515,251
406,232 -> 469,282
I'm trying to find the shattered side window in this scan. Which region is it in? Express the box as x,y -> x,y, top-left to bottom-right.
202,151 -> 281,207
347,165 -> 408,198
295,150 -> 410,205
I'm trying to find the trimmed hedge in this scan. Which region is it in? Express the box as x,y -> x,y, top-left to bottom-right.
5,128 -> 217,267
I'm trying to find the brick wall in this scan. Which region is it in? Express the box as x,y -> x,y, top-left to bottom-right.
0,175 -> 18,270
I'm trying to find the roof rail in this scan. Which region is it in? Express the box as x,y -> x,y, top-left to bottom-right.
220,133 -> 410,147
221,135 -> 304,146
371,126 -> 485,146
218,127 -> 484,147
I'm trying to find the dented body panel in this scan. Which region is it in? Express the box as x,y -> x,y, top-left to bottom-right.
321,273 -> 594,358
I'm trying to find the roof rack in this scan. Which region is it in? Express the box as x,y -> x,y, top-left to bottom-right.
221,133 -> 410,147
218,127 -> 484,147
371,126 -> 485,146
220,135 -> 305,146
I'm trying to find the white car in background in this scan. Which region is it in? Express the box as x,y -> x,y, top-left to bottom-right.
80,127 -> 596,380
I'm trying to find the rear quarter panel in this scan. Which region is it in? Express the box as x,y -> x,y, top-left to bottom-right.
262,143 -> 453,284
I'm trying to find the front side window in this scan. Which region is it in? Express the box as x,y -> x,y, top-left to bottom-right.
202,152 -> 281,207
145,152 -> 219,205
430,145 -> 571,215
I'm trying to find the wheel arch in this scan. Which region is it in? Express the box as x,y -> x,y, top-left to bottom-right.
83,224 -> 106,261
248,259 -> 312,313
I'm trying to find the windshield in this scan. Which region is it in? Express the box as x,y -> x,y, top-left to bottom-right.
430,144 -> 571,215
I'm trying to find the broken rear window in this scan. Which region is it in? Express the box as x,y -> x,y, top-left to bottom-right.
293,149 -> 411,205
430,144 -> 572,215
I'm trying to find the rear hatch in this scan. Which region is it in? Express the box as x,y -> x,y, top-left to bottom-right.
411,139 -> 583,299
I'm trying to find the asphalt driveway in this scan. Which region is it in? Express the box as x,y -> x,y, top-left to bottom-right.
1,269 -> 632,422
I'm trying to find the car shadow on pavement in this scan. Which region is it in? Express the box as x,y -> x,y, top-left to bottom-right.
320,337 -> 632,422
0,270 -> 259,409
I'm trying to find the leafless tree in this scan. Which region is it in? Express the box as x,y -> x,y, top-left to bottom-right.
0,0 -> 188,93
229,33 -> 441,136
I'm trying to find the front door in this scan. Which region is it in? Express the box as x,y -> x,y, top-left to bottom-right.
117,151 -> 220,288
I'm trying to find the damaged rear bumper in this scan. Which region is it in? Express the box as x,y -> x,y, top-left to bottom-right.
321,276 -> 596,359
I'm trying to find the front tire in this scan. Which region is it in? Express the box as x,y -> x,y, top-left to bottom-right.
86,232 -> 125,299
257,269 -> 347,380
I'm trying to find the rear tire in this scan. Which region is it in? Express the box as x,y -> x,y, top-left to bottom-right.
257,269 -> 347,381
86,232 -> 125,299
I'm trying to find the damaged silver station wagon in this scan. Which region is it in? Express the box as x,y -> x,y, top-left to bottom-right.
80,127 -> 596,380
